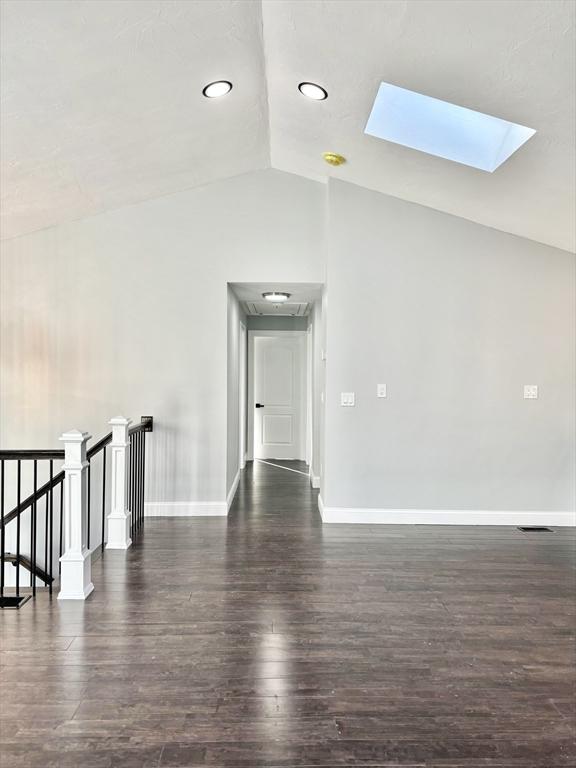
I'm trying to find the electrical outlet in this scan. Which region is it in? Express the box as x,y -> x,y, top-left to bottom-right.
377,383 -> 387,398
341,392 -> 355,407
524,385 -> 538,399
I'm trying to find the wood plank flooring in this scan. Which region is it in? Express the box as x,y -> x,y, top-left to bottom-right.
1,459 -> 575,767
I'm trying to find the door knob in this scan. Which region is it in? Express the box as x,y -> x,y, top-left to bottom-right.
255,403 -> 265,408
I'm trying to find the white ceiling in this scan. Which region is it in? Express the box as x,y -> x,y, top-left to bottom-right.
1,0 -> 575,251
0,0 -> 269,239
263,0 -> 575,252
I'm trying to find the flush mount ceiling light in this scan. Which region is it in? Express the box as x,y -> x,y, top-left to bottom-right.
262,292 -> 291,303
202,80 -> 233,98
298,82 -> 328,101
323,152 -> 346,166
365,82 -> 536,172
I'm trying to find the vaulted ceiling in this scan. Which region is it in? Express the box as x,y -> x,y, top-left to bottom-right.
1,0 -> 574,251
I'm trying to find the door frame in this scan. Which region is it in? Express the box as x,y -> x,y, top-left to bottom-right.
247,330 -> 308,461
238,321 -> 247,471
306,324 -> 313,467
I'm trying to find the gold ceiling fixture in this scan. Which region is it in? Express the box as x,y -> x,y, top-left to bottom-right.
323,152 -> 346,166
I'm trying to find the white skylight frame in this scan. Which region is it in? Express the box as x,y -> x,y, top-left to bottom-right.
365,82 -> 536,172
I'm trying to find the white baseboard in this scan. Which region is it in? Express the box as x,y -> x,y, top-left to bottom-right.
310,474 -> 320,489
227,469 -> 241,510
317,496 -> 575,527
145,501 -> 227,517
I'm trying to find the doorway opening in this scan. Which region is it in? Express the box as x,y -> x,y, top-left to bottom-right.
226,282 -> 324,506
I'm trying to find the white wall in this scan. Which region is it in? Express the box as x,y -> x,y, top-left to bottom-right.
322,180 -> 576,524
2,171 -> 574,525
0,170 -> 326,512
226,286 -> 245,500
309,297 -> 325,487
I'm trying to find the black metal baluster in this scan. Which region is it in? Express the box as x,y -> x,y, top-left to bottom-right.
16,460 -> 21,597
59,479 -> 64,575
138,432 -> 143,533
30,467 -> 34,589
141,431 -> 146,531
31,461 -> 37,596
128,435 -> 132,539
128,436 -> 131,539
1,460 -> 4,600
130,432 -> 136,541
49,460 -> 54,595
134,433 -> 138,535
135,433 -> 140,533
87,463 -> 91,551
130,434 -> 135,539
132,435 -> 136,536
44,490 -> 48,578
136,433 -> 140,533
101,447 -> 106,552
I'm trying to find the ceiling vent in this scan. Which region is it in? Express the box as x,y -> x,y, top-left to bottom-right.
244,301 -> 310,317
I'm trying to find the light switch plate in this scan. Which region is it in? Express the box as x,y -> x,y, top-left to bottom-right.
341,392 -> 355,407
524,385 -> 538,399
377,383 -> 387,398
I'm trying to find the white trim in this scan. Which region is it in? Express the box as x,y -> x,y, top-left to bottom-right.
227,469 -> 241,510
145,501 -> 227,517
239,321 -> 247,471
318,497 -> 575,527
310,474 -> 320,489
106,416 -> 132,550
305,324 -> 313,467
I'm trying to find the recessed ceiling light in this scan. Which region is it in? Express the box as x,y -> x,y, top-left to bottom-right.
298,82 -> 328,101
365,82 -> 536,172
202,80 -> 233,98
262,292 -> 291,303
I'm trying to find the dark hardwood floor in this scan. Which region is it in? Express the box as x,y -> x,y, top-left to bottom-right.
1,459 -> 575,767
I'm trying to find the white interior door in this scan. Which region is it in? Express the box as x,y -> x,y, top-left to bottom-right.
252,333 -> 306,460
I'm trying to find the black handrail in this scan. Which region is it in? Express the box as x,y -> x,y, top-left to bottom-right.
0,441 -> 112,463
0,450 -> 64,460
129,416 -> 153,435
87,433 -> 112,460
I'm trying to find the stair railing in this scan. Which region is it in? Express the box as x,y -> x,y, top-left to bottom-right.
0,415 -> 153,608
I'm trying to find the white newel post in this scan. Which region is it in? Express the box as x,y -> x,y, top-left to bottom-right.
58,430 -> 94,600
106,416 -> 132,550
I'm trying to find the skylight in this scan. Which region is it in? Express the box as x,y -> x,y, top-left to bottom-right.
365,83 -> 536,172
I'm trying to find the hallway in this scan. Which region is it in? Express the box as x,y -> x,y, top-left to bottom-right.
1,461 -> 574,767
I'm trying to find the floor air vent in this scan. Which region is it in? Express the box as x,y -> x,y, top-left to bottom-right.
518,526 -> 554,533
